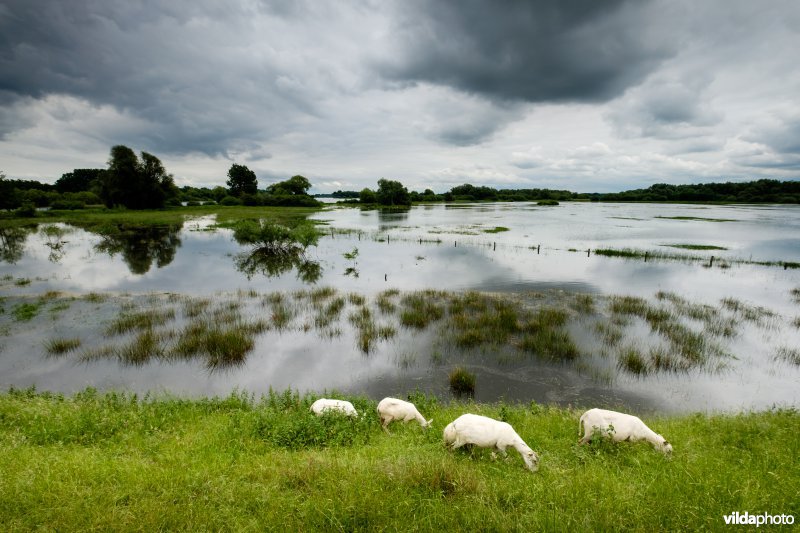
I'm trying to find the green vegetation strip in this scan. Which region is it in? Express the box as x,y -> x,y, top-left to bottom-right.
661,243 -> 728,251
0,388 -> 796,530
594,247 -> 799,269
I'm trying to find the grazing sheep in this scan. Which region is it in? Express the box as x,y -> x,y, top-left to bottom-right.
579,408 -> 673,454
310,398 -> 358,417
443,413 -> 539,472
377,397 -> 432,432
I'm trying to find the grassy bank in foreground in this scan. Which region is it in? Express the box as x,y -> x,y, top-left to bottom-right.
0,389 -> 797,531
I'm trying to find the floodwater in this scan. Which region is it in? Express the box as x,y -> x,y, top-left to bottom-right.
1,202 -> 798,413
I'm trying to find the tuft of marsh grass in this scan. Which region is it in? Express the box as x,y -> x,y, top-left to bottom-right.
116,328 -> 165,365
347,293 -> 366,306
617,346 -> 648,376
14,277 -> 31,286
790,287 -> 800,303
106,308 -> 177,335
448,367 -> 476,394
84,292 -> 107,303
310,286 -> 337,303
774,346 -> 800,366
570,293 -> 595,315
12,302 -> 41,321
482,226 -> 509,233
400,292 -> 446,328
183,297 -> 212,318
349,306 -> 378,353
376,290 -> 398,314
44,337 -> 82,355
270,301 -> 296,330
594,322 -> 623,347
169,319 -> 267,369
314,296 -> 346,329
520,328 -> 579,361
720,297 -> 776,324
447,293 -> 521,347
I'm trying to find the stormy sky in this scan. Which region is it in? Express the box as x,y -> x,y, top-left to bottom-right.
1,0 -> 799,193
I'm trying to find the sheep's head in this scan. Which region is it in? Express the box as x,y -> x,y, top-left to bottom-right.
523,449 -> 540,472
659,437 -> 673,455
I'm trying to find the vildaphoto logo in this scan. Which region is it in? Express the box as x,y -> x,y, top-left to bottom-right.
723,512 -> 794,527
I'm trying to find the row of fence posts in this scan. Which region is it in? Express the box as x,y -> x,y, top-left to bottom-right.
343,231 -> 777,274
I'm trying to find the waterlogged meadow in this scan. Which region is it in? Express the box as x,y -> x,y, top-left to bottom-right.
1,202 -> 799,412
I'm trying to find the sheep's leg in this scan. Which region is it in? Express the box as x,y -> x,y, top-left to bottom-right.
380,416 -> 391,433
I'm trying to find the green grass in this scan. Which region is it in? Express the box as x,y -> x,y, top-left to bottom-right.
1,204 -> 321,232
482,226 -> 509,233
0,389 -> 796,531
12,302 -> 41,321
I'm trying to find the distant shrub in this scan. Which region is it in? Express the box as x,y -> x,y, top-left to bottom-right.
13,203 -> 37,217
537,199 -> 559,206
220,196 -> 243,206
50,200 -> 85,210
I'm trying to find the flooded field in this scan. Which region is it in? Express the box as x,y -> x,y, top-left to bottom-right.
1,202 -> 799,413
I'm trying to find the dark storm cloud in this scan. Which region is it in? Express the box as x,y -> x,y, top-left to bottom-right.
377,0 -> 674,104
0,0 -> 325,156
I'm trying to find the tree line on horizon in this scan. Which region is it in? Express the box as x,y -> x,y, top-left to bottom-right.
0,146 -> 319,212
2,145 -> 799,213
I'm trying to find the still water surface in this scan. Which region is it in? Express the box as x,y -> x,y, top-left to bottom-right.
1,202 -> 798,412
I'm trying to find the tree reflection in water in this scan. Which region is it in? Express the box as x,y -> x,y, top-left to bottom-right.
40,224 -> 72,263
234,248 -> 322,283
231,219 -> 322,283
93,224 -> 182,274
0,225 -> 35,264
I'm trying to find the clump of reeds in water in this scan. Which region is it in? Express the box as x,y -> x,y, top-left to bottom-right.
44,337 -> 81,355
400,291 -> 446,328
774,346 -> 800,366
519,307 -> 578,361
106,307 -> 176,335
449,366 -> 476,395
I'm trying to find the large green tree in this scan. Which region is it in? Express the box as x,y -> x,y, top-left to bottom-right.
99,146 -> 177,209
226,164 -> 258,197
267,175 -> 311,196
376,178 -> 411,206
55,169 -> 104,193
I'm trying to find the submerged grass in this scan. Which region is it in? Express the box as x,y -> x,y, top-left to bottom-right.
44,337 -> 82,355
774,346 -> 800,366
0,389 -> 796,531
12,302 -> 41,321
106,308 -> 177,335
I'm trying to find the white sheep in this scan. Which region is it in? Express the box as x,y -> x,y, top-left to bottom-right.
578,408 -> 673,454
376,397 -> 432,432
310,398 -> 358,418
443,413 -> 539,472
